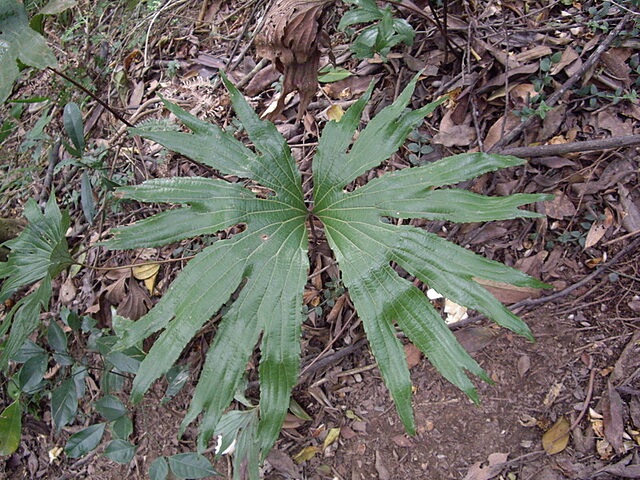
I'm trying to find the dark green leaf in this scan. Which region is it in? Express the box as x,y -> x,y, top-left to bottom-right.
0,194 -> 71,369
0,120 -> 16,143
0,277 -> 52,370
104,439 -> 136,464
65,423 -> 106,458
47,320 -> 67,353
38,0 -> 78,16
213,408 -> 260,477
101,368 -> 125,394
149,457 -> 169,480
318,66 -> 352,83
95,395 -> 127,421
18,353 -> 48,393
163,364 -> 189,403
110,415 -> 133,440
63,102 -> 85,154
0,400 -> 21,456
0,0 -> 58,102
71,365 -> 87,398
11,339 -> 45,363
168,453 -> 218,478
60,308 -> 82,330
104,351 -> 140,374
51,378 -> 78,431
0,195 -> 72,302
81,171 -> 95,225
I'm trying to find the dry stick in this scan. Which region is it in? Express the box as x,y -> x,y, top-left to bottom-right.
499,134 -> 640,158
488,11 -> 633,153
48,68 -> 133,128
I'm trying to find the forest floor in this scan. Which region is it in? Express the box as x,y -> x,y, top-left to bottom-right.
1,0 -> 640,479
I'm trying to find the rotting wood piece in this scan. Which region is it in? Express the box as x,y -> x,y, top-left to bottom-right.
255,0 -> 335,121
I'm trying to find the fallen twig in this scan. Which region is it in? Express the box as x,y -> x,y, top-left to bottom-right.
498,134 -> 640,158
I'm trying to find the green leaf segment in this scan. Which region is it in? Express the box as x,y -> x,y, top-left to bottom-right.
0,0 -> 58,102
0,196 -> 73,368
106,73 -> 551,474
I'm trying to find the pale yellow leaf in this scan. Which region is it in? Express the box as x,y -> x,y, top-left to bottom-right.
132,262 -> 159,280
326,104 -> 344,122
143,276 -> 156,295
323,427 -> 340,450
131,263 -> 159,295
293,446 -> 320,464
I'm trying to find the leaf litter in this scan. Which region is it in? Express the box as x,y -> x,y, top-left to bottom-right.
2,0 -> 640,478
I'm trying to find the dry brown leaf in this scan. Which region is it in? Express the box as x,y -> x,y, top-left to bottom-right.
117,278 -> 152,320
463,452 -> 509,480
433,109 -> 476,147
599,455 -> 640,478
244,64 -> 281,97
255,0 -> 334,120
597,109 -> 635,136
515,45 -> 552,62
542,416 -> 571,455
391,435 -> 413,447
433,124 -> 476,147
265,450 -> 300,478
375,450 -> 391,480
539,191 -> 576,220
618,184 -> 640,233
321,75 -> 374,99
603,380 -> 625,454
483,112 -> 520,150
612,331 -> 640,384
474,278 -> 543,304
282,413 -> 306,430
543,382 -> 564,407
454,327 -> 495,355
550,47 -> 580,75
601,47 -> 632,88
517,354 -> 531,377
404,343 -> 422,369
59,277 -> 76,306
584,208 -> 614,249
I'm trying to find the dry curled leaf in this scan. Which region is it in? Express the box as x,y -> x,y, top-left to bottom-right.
255,0 -> 334,120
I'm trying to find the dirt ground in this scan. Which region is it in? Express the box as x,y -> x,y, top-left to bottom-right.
1,0 -> 640,479
5,280 -> 640,479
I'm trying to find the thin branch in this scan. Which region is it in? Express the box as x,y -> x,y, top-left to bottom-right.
49,67 -> 133,128
498,134 -> 640,157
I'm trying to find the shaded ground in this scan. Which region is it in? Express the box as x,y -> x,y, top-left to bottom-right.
1,0 -> 640,478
